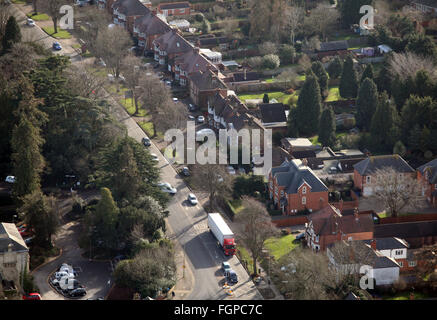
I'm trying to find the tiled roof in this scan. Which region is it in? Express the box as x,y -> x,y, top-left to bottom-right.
0,223 -> 28,253
158,1 -> 190,10
259,103 -> 287,124
271,159 -> 328,194
198,36 -> 229,46
353,154 -> 415,175
113,0 -> 150,16
189,70 -> 227,90
154,29 -> 193,54
135,13 -> 171,35
374,220 -> 437,239
232,71 -> 259,82
175,48 -> 217,74
363,237 -> 409,251
417,158 -> 437,184
319,40 -> 348,52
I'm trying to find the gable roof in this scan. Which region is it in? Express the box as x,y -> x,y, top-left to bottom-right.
232,71 -> 259,82
353,154 -> 415,176
363,237 -> 409,251
259,103 -> 287,124
154,29 -> 193,54
189,70 -> 227,91
319,40 -> 348,52
0,223 -> 28,254
271,159 -> 328,194
113,0 -> 150,16
135,12 -> 171,35
175,48 -> 217,74
158,1 -> 190,10
417,158 -> 437,184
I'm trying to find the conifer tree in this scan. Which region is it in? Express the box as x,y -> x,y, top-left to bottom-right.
295,73 -> 322,135
356,78 -> 378,131
339,55 -> 358,98
318,107 -> 336,148
2,16 -> 21,54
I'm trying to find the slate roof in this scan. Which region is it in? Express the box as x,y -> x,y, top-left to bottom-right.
374,221 -> 437,239
175,48 -> 216,74
135,12 -> 171,35
158,1 -> 190,10
154,29 -> 193,54
363,237 -> 409,251
0,223 -> 28,254
319,40 -> 349,52
353,155 -> 415,176
198,37 -> 229,46
259,103 -> 287,124
232,71 -> 260,82
113,0 -> 150,16
189,70 -> 227,91
292,150 -> 317,159
338,158 -> 366,173
417,158 -> 437,184
271,159 -> 328,195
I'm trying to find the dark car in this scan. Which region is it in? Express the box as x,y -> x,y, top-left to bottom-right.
142,137 -> 151,147
180,167 -> 190,177
295,232 -> 305,240
69,287 -> 87,297
225,269 -> 238,284
52,41 -> 62,51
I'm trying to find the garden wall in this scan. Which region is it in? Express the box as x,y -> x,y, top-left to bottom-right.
229,81 -> 292,93
379,212 -> 437,224
271,215 -> 309,227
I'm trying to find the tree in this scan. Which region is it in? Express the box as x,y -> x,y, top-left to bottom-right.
393,140 -> 407,157
0,0 -> 11,42
1,16 -> 21,54
263,93 -> 269,104
19,191 -> 59,248
338,0 -> 373,27
304,5 -> 340,41
201,19 -> 211,34
121,54 -> 144,115
259,41 -> 278,56
370,92 -> 399,152
232,175 -> 265,199
388,51 -> 436,83
406,33 -> 437,62
295,73 -> 322,136
285,5 -> 304,45
318,107 -> 336,148
311,61 -> 329,98
40,0 -> 67,34
95,25 -> 132,79
360,64 -> 374,83
371,167 -> 425,218
278,44 -> 296,65
339,55 -> 358,99
236,197 -> 278,276
356,78 -> 378,131
327,56 -> 343,79
262,54 -> 280,69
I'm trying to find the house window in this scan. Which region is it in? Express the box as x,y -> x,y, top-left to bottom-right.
395,250 -> 403,256
398,261 -> 403,267
302,197 -> 306,205
366,176 -> 371,184
3,262 -> 16,268
408,261 -> 417,267
280,190 -> 284,197
302,186 -> 307,194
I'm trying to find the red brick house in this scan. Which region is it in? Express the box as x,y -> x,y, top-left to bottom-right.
305,205 -> 374,251
417,158 -> 437,207
174,47 -> 217,86
153,28 -> 193,72
112,0 -> 151,34
157,2 -> 190,17
353,154 -> 415,197
189,70 -> 228,108
134,12 -> 171,52
268,159 -> 329,215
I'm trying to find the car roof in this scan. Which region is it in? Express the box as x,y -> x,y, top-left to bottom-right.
188,193 -> 196,197
222,261 -> 230,266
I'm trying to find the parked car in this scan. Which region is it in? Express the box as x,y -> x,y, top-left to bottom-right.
188,115 -> 195,121
172,97 -> 178,103
22,293 -> 41,300
26,18 -> 36,27
226,166 -> 236,175
188,103 -> 197,112
197,115 -> 205,123
5,175 -> 15,183
142,137 -> 151,147
180,167 -> 190,176
195,128 -> 215,141
216,174 -> 224,183
295,232 -> 305,240
95,58 -> 106,67
328,167 -> 337,174
187,193 -> 198,205
52,41 -> 62,51
225,269 -> 238,284
221,261 -> 231,274
150,153 -> 159,162
68,287 -> 87,297
24,236 -> 34,245
157,182 -> 177,194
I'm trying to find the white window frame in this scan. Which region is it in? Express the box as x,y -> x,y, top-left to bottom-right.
302,186 -> 307,194
366,176 -> 371,184
302,196 -> 306,205
408,261 -> 417,267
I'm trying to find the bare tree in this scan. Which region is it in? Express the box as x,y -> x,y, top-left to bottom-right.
388,51 -> 437,81
121,54 -> 144,115
222,18 -> 239,39
190,164 -> 231,211
40,0 -> 68,34
285,5 -> 304,45
65,65 -> 110,100
304,5 -> 340,41
276,69 -> 298,89
78,6 -> 112,53
95,25 -> 132,79
0,0 -> 11,38
236,196 -> 278,276
259,41 -> 278,56
370,167 -> 426,218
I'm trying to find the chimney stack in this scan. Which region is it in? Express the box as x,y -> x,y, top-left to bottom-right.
370,239 -> 377,250
302,158 -> 308,167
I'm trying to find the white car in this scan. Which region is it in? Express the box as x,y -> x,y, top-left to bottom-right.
172,97 -> 178,102
158,182 -> 177,194
5,176 -> 15,183
227,166 -> 236,175
187,193 -> 198,205
150,153 -> 159,162
197,116 -> 205,123
26,18 -> 36,27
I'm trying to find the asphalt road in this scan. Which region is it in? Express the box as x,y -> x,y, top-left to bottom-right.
10,2 -> 262,300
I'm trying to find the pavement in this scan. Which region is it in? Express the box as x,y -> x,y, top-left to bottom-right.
11,2 -> 262,300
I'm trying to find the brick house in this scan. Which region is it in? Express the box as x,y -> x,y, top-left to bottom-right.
174,47 -> 217,86
157,2 -> 190,17
417,158 -> 437,207
112,0 -> 151,34
305,205 -> 374,251
153,28 -> 193,72
134,12 -> 171,52
353,155 -> 416,197
189,70 -> 228,108
0,223 -> 29,286
269,159 -> 329,215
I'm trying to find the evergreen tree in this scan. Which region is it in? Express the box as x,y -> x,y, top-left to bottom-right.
318,107 -> 336,148
287,107 -> 299,137
375,63 -> 391,94
393,140 -> 407,157
201,19 -> 211,34
360,64 -> 374,83
370,92 -> 399,152
1,16 -> 21,54
311,61 -> 329,98
295,73 -> 322,136
356,78 -> 378,131
327,56 -> 343,79
263,93 -> 269,104
339,55 -> 358,99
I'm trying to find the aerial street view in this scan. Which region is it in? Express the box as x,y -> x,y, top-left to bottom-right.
1,0 -> 437,314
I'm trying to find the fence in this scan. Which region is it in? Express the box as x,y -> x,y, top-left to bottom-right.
379,212 -> 437,224
271,215 -> 309,227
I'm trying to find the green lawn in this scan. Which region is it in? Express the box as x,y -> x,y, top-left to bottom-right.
228,198 -> 245,215
27,13 -> 50,21
265,234 -> 298,261
384,292 -> 429,300
119,97 -> 147,117
325,86 -> 341,102
238,91 -> 293,104
139,121 -> 154,137
42,27 -> 72,39
237,246 -> 255,275
11,0 -> 26,4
